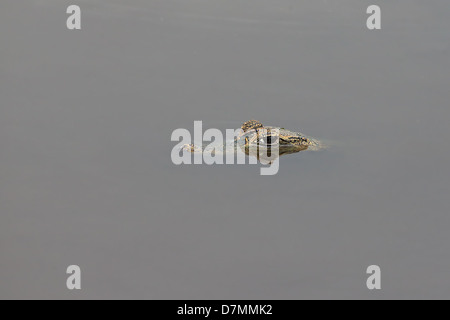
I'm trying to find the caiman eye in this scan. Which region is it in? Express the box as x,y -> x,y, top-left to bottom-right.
259,135 -> 278,145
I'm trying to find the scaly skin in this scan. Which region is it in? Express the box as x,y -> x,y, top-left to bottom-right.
183,120 -> 322,158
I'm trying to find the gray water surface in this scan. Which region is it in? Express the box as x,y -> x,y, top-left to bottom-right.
1,0 -> 450,299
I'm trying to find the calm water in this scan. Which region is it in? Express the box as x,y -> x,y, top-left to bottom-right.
1,0 -> 450,299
